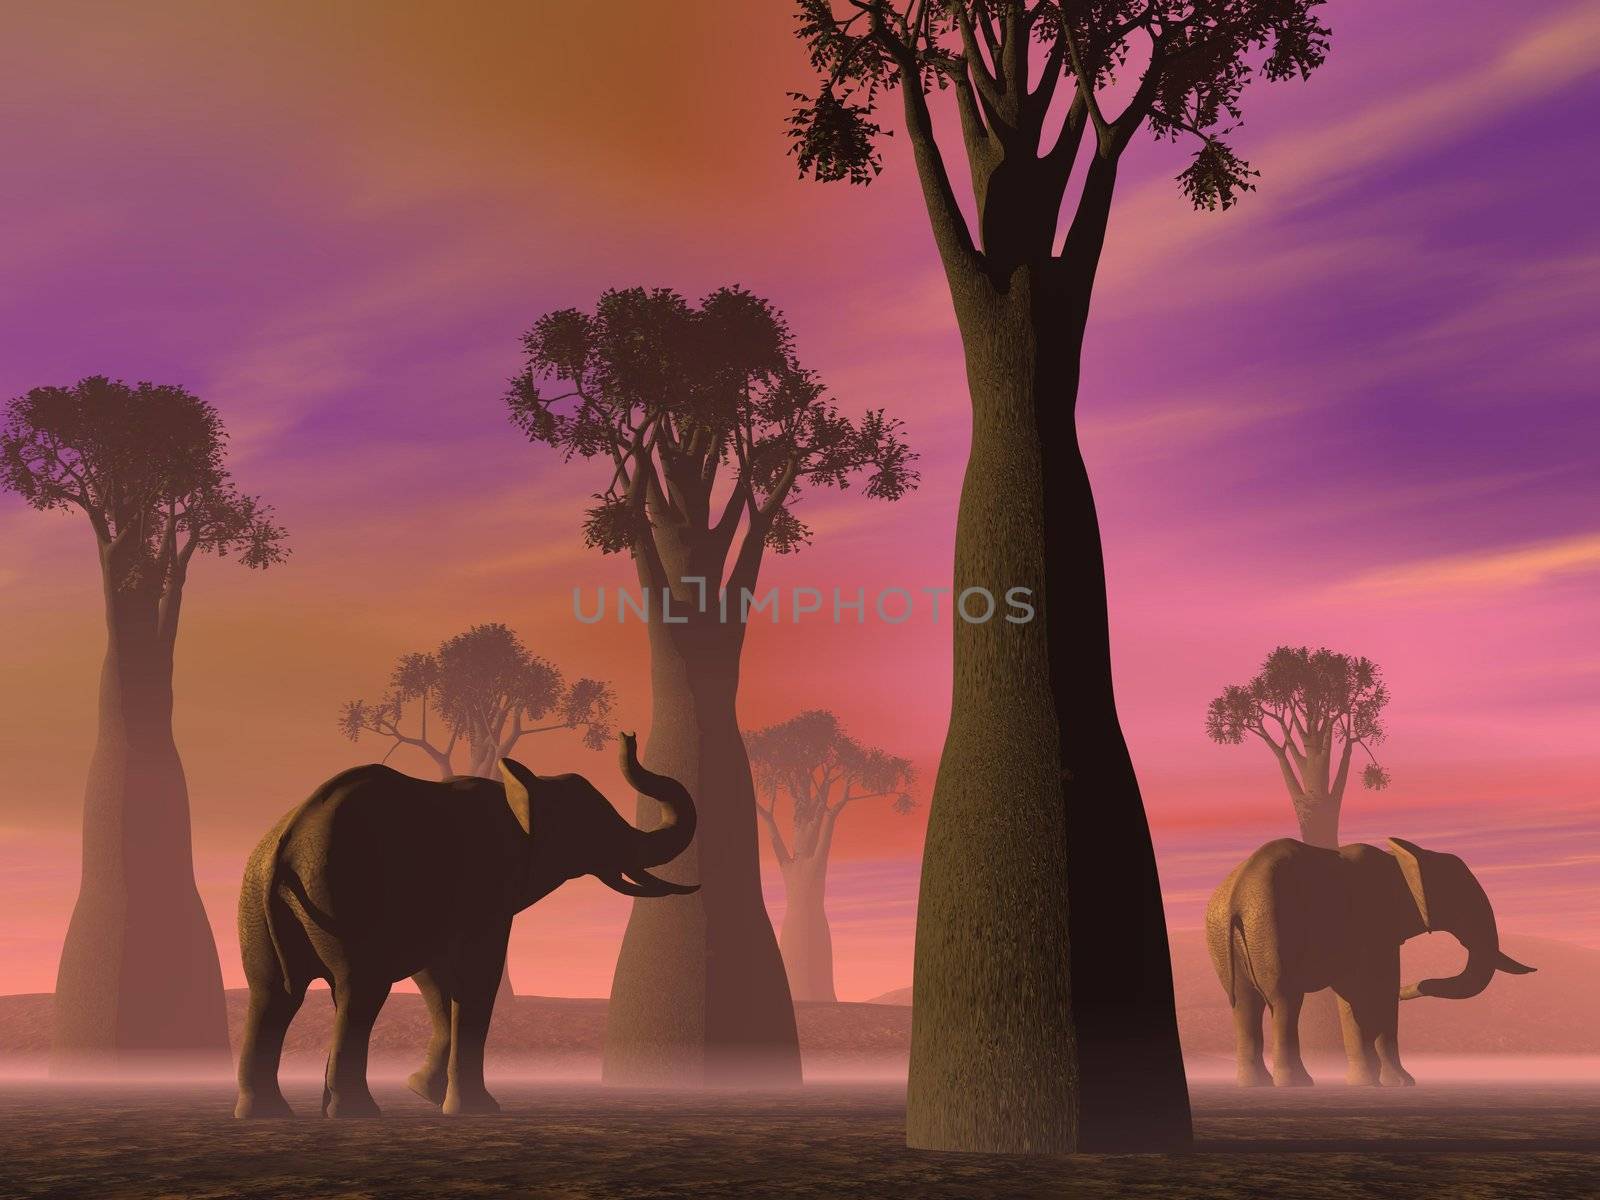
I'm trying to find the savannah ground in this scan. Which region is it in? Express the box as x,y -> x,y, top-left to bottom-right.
1,1079 -> 1597,1199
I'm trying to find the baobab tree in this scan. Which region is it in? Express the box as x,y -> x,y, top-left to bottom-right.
506,285 -> 917,1084
340,623 -> 615,780
0,377 -> 286,1070
1206,646 -> 1391,849
746,711 -> 915,1003
792,0 -> 1331,1153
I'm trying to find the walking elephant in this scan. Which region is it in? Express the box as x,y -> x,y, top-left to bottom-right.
234,731 -> 696,1118
1206,837 -> 1534,1088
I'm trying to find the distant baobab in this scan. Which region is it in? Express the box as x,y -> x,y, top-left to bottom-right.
745,710 -> 915,1003
1206,645 -> 1391,849
506,285 -> 918,1084
1,377 -> 287,1072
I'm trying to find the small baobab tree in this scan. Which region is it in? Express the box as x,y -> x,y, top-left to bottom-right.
1,376 -> 286,1070
746,711 -> 916,1003
339,623 -> 615,780
1206,645 -> 1391,849
507,285 -> 917,1084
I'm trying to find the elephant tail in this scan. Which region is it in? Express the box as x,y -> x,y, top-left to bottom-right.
261,822 -> 296,992
1231,914 -> 1268,1011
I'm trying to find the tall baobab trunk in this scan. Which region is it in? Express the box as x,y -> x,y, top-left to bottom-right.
52,560 -> 230,1072
1296,792 -> 1339,850
1274,735 -> 1343,849
907,264 -> 1190,1152
603,588 -> 801,1085
778,854 -> 836,1004
1281,744 -> 1344,1053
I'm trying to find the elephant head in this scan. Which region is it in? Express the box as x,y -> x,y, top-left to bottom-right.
1388,837 -> 1535,1000
498,731 -> 698,900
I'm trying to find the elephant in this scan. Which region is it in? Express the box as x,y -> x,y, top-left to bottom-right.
1206,837 -> 1534,1089
234,731 -> 695,1119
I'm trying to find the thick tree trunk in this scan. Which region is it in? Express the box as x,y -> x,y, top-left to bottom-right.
1292,786 -> 1342,1053
602,614 -> 801,1085
1296,796 -> 1339,850
497,961 -> 515,1007
905,279 -> 1191,1153
52,580 -> 230,1073
778,856 -> 836,1004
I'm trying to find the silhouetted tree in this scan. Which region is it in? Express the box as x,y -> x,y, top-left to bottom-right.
1206,646 -> 1390,848
507,285 -> 917,1084
746,711 -> 915,1003
1,377 -> 286,1070
340,623 -> 615,780
792,0 -> 1330,1153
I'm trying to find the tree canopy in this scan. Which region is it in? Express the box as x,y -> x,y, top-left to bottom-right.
340,623 -> 615,777
791,1 -> 1329,212
506,286 -> 917,592
1206,645 -> 1391,797
745,709 -> 916,866
1,377 -> 287,602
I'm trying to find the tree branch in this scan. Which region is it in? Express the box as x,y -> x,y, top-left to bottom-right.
755,795 -> 792,865
867,8 -> 983,282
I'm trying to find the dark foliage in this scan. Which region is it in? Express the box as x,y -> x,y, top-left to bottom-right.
505,286 -> 917,576
1,376 -> 287,596
791,0 -> 1328,214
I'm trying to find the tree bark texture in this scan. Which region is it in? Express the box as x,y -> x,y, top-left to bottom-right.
906,272 -> 1191,1153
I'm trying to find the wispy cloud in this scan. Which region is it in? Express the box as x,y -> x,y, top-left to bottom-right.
1101,2 -> 1600,288
1341,531 -> 1600,597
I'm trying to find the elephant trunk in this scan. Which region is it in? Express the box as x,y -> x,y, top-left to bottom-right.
1400,941 -> 1499,1001
1399,877 -> 1535,1000
618,732 -> 696,869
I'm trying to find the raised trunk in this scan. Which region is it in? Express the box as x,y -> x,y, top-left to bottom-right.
602,610 -> 801,1085
905,275 -> 1190,1153
52,572 -> 230,1073
778,856 -> 836,1004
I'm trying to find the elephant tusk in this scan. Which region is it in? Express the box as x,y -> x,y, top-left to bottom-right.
597,871 -> 698,898
596,872 -> 660,898
623,867 -> 699,895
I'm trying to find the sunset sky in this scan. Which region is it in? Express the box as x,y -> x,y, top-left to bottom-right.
1,1 -> 1597,1002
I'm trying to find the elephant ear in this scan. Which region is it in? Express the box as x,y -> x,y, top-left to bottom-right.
1387,837 -> 1431,931
499,758 -> 540,836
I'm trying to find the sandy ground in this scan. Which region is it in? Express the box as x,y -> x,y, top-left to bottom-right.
1,1080 -> 1597,1199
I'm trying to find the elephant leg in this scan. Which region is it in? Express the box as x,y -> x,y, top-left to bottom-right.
1268,991 -> 1314,1087
235,981 -> 306,1118
1335,990 -> 1380,1086
1370,950 -> 1414,1087
443,922 -> 508,1115
323,974 -> 390,1118
407,967 -> 453,1106
1231,986 -> 1271,1087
